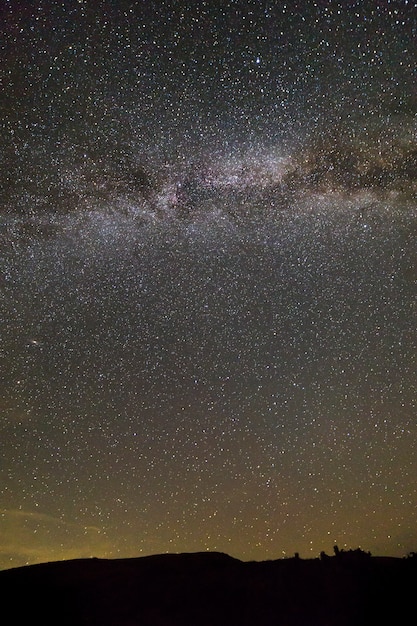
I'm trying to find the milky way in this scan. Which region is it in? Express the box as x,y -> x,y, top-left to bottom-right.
1,1 -> 416,568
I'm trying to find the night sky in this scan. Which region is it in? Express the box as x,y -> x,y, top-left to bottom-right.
1,0 -> 416,569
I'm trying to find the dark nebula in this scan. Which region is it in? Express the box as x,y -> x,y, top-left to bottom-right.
1,0 -> 416,569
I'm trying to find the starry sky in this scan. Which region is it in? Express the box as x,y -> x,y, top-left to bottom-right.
1,0 -> 416,569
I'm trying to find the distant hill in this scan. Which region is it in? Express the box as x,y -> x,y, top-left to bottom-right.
1,551 -> 416,625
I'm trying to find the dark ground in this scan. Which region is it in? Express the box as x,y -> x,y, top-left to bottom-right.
1,550 -> 416,625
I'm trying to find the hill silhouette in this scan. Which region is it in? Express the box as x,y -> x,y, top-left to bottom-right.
1,550 -> 416,625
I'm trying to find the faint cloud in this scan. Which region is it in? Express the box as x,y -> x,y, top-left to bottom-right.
0,508 -> 112,570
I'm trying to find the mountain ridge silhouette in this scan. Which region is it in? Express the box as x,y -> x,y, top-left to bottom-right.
1,550 -> 415,625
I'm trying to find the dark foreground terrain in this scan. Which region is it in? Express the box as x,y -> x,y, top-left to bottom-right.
1,551 -> 416,625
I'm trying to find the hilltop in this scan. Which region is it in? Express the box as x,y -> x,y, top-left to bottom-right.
1,550 -> 416,625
